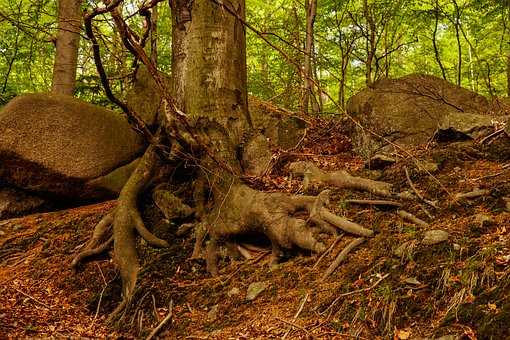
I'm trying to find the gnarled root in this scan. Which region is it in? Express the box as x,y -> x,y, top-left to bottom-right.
289,161 -> 392,196
205,185 -> 374,275
71,146 -> 169,320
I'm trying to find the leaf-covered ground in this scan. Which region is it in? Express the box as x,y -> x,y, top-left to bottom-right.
1,117 -> 509,339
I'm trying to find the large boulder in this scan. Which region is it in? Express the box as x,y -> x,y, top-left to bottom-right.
0,93 -> 146,200
347,74 -> 508,159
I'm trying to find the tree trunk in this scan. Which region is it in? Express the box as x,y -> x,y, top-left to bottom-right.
302,0 -> 318,114
452,0 -> 462,86
52,0 -> 82,96
363,0 -> 376,86
432,2 -> 447,81
507,54 -> 510,97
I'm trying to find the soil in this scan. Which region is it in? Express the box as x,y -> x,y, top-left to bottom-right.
1,116 -> 509,339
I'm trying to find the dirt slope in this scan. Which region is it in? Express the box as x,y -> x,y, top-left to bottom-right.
1,117 -> 509,339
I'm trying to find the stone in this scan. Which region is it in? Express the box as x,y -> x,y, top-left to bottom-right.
242,134 -> 273,176
474,214 -> 494,227
246,281 -> 268,301
422,230 -> 449,245
152,189 -> 194,220
227,287 -> 240,297
347,74 -> 506,159
0,93 -> 146,200
207,304 -> 219,322
0,187 -> 48,220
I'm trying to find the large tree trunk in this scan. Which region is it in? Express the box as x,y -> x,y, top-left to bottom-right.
52,0 -> 82,96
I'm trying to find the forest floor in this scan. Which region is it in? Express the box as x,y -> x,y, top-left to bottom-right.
0,117 -> 509,339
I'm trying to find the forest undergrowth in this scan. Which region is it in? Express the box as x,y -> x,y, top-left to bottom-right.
0,115 -> 509,339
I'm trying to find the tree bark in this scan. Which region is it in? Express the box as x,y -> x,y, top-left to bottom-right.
363,0 -> 376,86
52,0 -> 82,96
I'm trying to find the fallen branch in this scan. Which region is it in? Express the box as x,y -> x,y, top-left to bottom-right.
398,210 -> 429,228
322,273 -> 390,315
321,238 -> 365,281
13,287 -> 51,309
344,199 -> 402,208
454,188 -> 490,200
282,291 -> 309,339
275,317 -> 311,337
312,235 -> 343,270
146,299 -> 173,340
404,166 -> 438,209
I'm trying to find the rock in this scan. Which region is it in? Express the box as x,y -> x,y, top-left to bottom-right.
242,134 -> 273,176
436,335 -> 458,340
416,160 -> 439,174
246,281 -> 268,301
227,287 -> 240,297
152,189 -> 194,220
365,154 -> 396,169
422,230 -> 449,245
347,74 -> 506,159
404,277 -> 421,285
249,96 -> 308,149
0,93 -> 146,200
0,187 -> 48,220
207,304 -> 219,322
474,214 -> 494,227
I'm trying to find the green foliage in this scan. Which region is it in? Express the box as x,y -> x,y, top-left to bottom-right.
0,0 -> 509,111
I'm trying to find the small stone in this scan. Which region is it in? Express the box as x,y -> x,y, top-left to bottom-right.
422,230 -> 449,245
246,281 -> 268,301
416,160 -> 439,174
227,287 -> 240,297
366,154 -> 396,170
404,277 -> 421,285
453,243 -> 461,250
0,230 -> 5,236
475,214 -> 494,227
207,304 -> 219,321
436,335 -> 458,340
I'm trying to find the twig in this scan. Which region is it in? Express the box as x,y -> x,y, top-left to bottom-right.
344,199 -> 402,208
146,299 -> 173,340
282,291 -> 309,339
275,317 -> 311,337
13,287 -> 51,309
454,188 -> 490,200
321,238 -> 365,281
312,235 -> 343,270
398,210 -> 429,228
404,166 -> 438,208
322,273 -> 390,315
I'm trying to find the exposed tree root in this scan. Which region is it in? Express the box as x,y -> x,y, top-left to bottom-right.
289,161 -> 392,196
72,146 -> 170,321
204,186 -> 374,275
454,188 -> 490,200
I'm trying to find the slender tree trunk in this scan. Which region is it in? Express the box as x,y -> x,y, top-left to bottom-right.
150,5 -> 158,65
363,0 -> 376,86
507,54 -> 510,97
52,0 -> 82,96
302,0 -> 318,114
432,1 -> 447,80
452,0 -> 462,86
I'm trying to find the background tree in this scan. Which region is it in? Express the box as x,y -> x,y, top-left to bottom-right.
51,0 -> 82,95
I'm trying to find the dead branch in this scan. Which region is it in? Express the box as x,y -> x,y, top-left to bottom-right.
398,210 -> 429,228
146,299 -> 173,340
344,199 -> 402,207
322,273 -> 390,315
282,291 -> 309,339
404,166 -> 438,209
321,237 -> 365,281
454,188 -> 490,200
